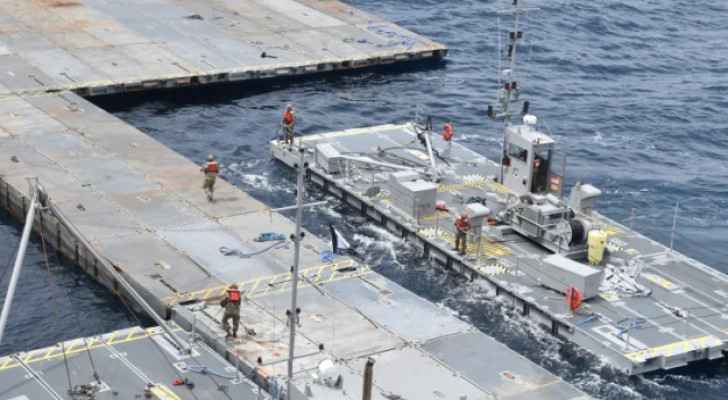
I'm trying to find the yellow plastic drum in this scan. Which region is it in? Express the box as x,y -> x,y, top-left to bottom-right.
587,230 -> 608,265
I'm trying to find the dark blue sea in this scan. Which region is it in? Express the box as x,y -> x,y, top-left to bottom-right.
1,1 -> 727,398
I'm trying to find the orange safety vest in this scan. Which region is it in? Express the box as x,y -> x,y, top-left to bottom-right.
441,123 -> 454,141
566,286 -> 582,312
455,215 -> 470,231
228,289 -> 241,303
283,111 -> 295,126
206,161 -> 219,174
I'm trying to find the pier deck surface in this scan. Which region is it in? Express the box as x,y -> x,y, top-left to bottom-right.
0,0 -> 445,97
270,123 -> 728,375
0,326 -> 266,399
0,92 -> 589,399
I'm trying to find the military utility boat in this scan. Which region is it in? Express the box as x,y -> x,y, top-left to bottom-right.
271,1 -> 728,375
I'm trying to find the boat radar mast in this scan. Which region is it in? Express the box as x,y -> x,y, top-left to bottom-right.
488,0 -> 539,186
482,0 -> 606,257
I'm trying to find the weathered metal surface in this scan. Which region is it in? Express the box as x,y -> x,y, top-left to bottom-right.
0,92 -> 589,399
0,326 -> 266,400
270,123 -> 728,375
0,0 -> 446,97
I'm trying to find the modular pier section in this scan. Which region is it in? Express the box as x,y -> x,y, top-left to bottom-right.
0,91 -> 590,399
0,326 -> 268,400
0,0 -> 445,97
270,123 -> 728,375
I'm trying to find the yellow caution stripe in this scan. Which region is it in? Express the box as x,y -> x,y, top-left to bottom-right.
642,273 -> 679,291
0,326 -> 173,371
166,259 -> 370,304
599,291 -> 621,302
149,384 -> 182,400
418,227 -> 512,258
624,335 -> 723,363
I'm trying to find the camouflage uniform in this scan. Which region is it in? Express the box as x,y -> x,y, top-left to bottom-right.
220,295 -> 241,337
201,155 -> 218,202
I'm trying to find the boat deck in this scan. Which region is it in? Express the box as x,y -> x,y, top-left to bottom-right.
0,93 -> 589,399
0,0 -> 445,98
0,326 -> 266,400
270,123 -> 728,375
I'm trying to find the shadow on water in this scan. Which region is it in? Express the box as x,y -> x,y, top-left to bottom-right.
91,57 -> 446,112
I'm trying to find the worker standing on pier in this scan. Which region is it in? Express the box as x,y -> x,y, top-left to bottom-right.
220,284 -> 242,338
282,104 -> 296,148
201,154 -> 218,202
454,213 -> 470,256
441,121 -> 454,156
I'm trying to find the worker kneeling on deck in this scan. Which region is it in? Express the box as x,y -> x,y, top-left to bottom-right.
282,104 -> 296,148
221,284 -> 242,338
454,213 -> 470,256
201,154 -> 218,202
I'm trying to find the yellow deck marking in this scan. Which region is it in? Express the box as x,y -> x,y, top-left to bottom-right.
599,291 -> 620,302
0,327 -> 182,371
642,273 -> 678,291
107,331 -> 118,345
486,181 -> 511,194
603,225 -> 623,236
43,347 -> 57,360
166,259 -> 367,304
419,228 -> 512,259
418,211 -> 450,223
247,277 -> 262,294
476,265 -> 509,276
625,336 -> 722,363
1,357 -> 13,369
149,384 -> 182,400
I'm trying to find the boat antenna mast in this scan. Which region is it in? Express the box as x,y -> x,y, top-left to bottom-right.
488,0 -> 537,182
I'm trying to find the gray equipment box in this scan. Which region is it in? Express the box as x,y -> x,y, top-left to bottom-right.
466,203 -> 490,236
315,143 -> 343,174
536,254 -> 603,299
389,170 -> 421,185
389,179 -> 437,219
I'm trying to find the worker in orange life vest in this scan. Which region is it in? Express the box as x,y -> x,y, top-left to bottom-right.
441,121 -> 454,156
201,154 -> 219,202
220,284 -> 242,338
282,104 -> 296,148
454,213 -> 471,256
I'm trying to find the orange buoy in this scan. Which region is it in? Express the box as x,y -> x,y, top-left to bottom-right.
566,286 -> 583,313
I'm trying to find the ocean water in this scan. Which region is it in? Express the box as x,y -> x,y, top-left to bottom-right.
1,0 -> 727,398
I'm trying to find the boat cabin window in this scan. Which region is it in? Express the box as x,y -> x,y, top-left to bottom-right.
508,143 -> 528,162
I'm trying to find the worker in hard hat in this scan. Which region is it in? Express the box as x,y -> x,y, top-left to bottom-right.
441,121 -> 454,156
282,104 -> 296,149
220,284 -> 242,338
454,213 -> 471,256
201,154 -> 219,202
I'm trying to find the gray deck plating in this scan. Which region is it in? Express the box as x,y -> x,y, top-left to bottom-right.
0,0 -> 445,98
0,93 -> 589,399
0,326 -> 266,400
270,123 -> 728,375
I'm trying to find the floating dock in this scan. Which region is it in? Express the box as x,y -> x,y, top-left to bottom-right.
0,0 -> 445,98
0,1 -> 591,398
270,123 -> 728,375
0,90 -> 589,398
0,326 -> 267,399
